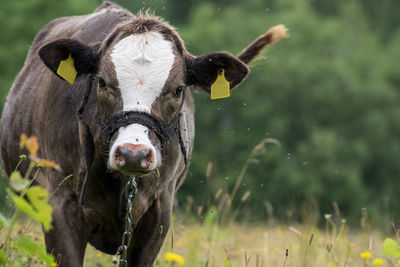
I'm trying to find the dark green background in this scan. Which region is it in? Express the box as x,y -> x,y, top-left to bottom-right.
1,0 -> 400,227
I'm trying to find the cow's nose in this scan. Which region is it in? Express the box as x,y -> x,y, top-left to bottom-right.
113,144 -> 154,174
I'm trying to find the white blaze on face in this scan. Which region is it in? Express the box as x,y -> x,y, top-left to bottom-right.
108,31 -> 175,170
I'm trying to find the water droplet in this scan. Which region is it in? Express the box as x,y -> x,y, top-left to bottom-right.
243,102 -> 247,106
242,183 -> 246,186
162,6 -> 166,10
217,107 -> 221,111
265,132 -> 269,136
247,128 -> 251,131
302,161 -> 308,166
260,183 -> 264,187
224,177 -> 230,180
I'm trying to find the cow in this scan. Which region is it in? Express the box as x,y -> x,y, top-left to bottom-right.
0,2 -> 287,266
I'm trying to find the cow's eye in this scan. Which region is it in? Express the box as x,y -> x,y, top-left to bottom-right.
174,86 -> 184,98
98,77 -> 107,91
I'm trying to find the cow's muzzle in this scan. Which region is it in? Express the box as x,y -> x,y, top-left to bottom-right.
113,144 -> 154,175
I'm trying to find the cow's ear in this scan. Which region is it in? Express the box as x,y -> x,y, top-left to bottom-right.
186,52 -> 249,93
39,39 -> 99,83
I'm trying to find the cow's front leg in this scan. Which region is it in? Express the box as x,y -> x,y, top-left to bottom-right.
127,191 -> 173,267
44,189 -> 89,267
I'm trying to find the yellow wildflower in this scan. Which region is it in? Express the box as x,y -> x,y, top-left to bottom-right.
164,252 -> 185,266
51,263 -> 58,267
373,258 -> 383,266
36,158 -> 57,168
20,134 -> 39,157
97,252 -> 103,258
360,251 -> 371,259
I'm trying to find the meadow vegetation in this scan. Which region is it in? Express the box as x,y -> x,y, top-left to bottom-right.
1,136 -> 400,266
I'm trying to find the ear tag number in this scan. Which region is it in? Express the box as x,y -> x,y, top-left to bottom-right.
211,68 -> 230,100
57,53 -> 77,84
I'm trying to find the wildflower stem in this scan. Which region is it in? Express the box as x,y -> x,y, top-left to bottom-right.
301,233 -> 314,267
20,162 -> 40,198
13,156 -> 26,172
23,160 -> 37,181
3,210 -> 20,265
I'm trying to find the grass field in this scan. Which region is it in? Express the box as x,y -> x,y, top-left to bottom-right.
1,137 -> 399,266
2,212 -> 399,267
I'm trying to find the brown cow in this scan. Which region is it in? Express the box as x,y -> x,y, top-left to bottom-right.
0,2 -> 287,266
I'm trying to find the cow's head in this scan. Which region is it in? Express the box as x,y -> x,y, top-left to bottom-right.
39,16 -> 287,176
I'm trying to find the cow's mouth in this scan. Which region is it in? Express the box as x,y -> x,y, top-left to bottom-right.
119,168 -> 152,176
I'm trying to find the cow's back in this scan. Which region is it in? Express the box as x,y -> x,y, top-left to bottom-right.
0,2 -> 134,175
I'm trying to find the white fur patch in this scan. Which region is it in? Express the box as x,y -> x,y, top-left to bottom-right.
110,31 -> 175,113
108,31 -> 175,170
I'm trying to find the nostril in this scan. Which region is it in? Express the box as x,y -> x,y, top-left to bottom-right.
114,146 -> 126,167
140,149 -> 153,168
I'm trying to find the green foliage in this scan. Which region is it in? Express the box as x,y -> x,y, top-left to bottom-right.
7,186 -> 52,231
9,171 -> 29,193
13,236 -> 54,266
383,238 -> 400,258
0,140 -> 56,266
0,213 -> 11,227
221,253 -> 230,266
177,0 -> 400,226
0,249 -> 5,265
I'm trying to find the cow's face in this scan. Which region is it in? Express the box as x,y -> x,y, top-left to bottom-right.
38,17 -> 250,176
97,28 -> 187,175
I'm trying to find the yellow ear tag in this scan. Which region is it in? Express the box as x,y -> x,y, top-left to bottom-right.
56,54 -> 77,84
211,68 -> 230,100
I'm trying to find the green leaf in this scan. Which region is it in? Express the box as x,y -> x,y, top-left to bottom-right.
26,186 -> 53,231
9,171 -> 29,192
383,238 -> 400,258
0,212 -> 11,227
0,249 -> 5,265
221,253 -> 230,267
7,186 -> 53,231
13,236 -> 54,267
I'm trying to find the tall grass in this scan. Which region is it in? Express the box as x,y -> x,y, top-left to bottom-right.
2,138 -> 400,266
